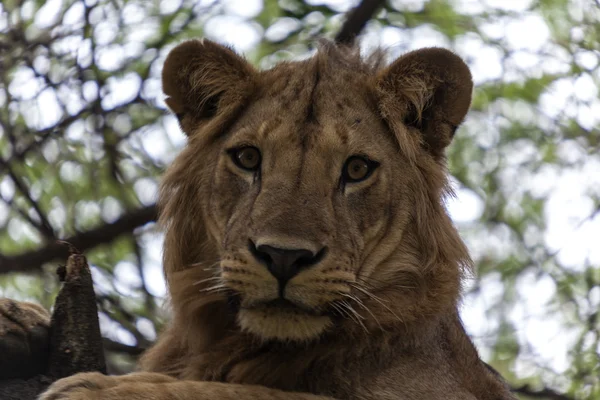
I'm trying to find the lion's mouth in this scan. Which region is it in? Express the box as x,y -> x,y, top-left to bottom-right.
244,298 -> 324,317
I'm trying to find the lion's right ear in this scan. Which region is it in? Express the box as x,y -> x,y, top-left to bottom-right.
162,40 -> 257,135
376,48 -> 473,160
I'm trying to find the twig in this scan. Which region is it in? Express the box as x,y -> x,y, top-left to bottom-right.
512,384 -> 574,400
0,159 -> 55,239
103,338 -> 146,356
335,0 -> 385,44
0,205 -> 158,274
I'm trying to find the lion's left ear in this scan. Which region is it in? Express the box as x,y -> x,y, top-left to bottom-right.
376,48 -> 473,158
162,39 -> 257,136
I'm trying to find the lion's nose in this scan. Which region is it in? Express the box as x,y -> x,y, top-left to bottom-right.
250,242 -> 326,285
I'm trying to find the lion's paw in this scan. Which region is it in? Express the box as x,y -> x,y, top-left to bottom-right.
0,298 -> 51,379
38,372 -> 117,400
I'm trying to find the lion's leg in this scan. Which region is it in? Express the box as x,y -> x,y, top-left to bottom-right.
0,298 -> 51,379
40,372 -> 337,400
111,381 -> 338,400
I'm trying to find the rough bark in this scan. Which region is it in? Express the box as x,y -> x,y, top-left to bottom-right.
0,246 -> 106,400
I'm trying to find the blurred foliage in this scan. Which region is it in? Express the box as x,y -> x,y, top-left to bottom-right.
0,0 -> 599,398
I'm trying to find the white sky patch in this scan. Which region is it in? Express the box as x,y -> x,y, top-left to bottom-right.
136,317 -> 157,341
0,178 -> 15,204
455,34 -> 504,84
126,19 -> 161,44
305,0 -> 358,12
101,197 -> 124,223
389,0 -> 427,12
122,3 -> 147,25
406,24 -> 451,50
509,50 -> 540,70
461,272 -> 503,338
544,164 -> 600,269
378,26 -> 406,57
223,0 -> 263,18
114,261 -> 143,295
163,115 -> 188,149
573,73 -> 598,102
482,0 -> 535,12
35,88 -> 63,129
265,17 -> 303,42
505,14 -> 550,51
453,0 -> 485,15
95,45 -> 127,71
102,73 -> 141,110
133,178 -> 159,207
139,126 -> 177,162
139,232 -> 168,298
160,0 -> 183,15
575,50 -> 599,70
34,0 -> 64,29
205,16 -> 262,52
8,68 -> 44,101
99,312 -> 137,346
510,271 -> 577,373
62,1 -> 84,26
446,180 -> 484,223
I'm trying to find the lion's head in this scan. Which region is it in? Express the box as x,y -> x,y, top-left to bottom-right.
159,40 -> 473,343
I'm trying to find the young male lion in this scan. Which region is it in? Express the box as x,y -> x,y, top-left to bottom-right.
2,39 -> 516,399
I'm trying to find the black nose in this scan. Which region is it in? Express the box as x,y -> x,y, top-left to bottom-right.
250,242 -> 326,285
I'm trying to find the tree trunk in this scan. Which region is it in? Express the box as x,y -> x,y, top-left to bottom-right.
0,247 -> 106,400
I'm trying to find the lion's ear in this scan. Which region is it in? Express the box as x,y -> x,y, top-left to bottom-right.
376,48 -> 473,158
162,39 -> 256,135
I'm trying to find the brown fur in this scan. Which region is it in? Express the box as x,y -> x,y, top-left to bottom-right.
39,40 -> 516,400
0,299 -> 50,379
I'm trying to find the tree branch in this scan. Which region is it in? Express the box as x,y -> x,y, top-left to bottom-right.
335,0 -> 385,44
103,338 -> 146,356
512,384 -> 574,400
0,158 -> 55,239
0,205 -> 158,274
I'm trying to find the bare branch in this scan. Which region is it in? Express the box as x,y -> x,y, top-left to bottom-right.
335,0 -> 385,44
103,338 -> 146,356
0,205 -> 158,274
0,159 -> 55,239
512,384 -> 574,400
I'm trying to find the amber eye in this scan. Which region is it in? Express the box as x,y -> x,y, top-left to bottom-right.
230,146 -> 261,171
342,156 -> 379,183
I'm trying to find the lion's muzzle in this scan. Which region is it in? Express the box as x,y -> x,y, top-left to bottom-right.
248,240 -> 327,291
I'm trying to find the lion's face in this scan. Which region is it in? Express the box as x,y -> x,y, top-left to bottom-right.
160,40 -> 473,342
209,92 -> 409,340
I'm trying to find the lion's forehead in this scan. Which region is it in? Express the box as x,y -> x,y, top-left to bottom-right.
221,57 -> 392,165
251,59 -> 378,124
229,99 -> 390,165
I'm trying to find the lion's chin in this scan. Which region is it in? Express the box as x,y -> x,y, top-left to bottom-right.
237,305 -> 332,342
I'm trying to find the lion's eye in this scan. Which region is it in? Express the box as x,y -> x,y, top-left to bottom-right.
342,156 -> 379,183
231,147 -> 261,171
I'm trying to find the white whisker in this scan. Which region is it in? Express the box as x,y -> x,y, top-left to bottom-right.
339,300 -> 368,334
200,284 -> 228,293
352,283 -> 389,303
192,276 -> 222,286
351,283 -> 403,323
341,293 -> 384,331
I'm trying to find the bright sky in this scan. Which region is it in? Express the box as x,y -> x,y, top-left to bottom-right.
2,0 -> 599,383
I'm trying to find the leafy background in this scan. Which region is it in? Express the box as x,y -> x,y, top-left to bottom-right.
0,0 -> 599,399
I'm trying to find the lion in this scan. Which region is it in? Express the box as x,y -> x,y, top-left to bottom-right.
0,39 -> 516,399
